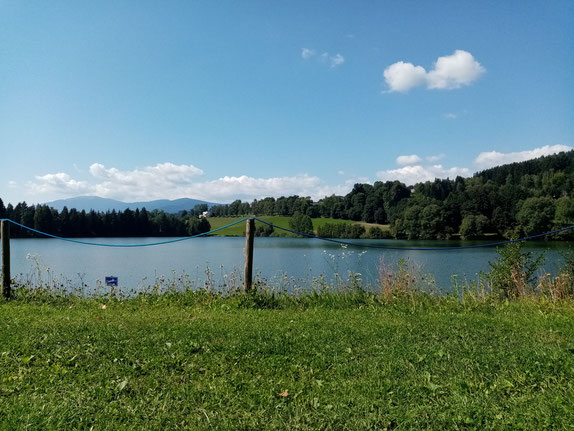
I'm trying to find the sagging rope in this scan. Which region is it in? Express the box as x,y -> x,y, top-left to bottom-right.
252,217 -> 574,251
1,216 -> 573,251
0,217 -> 249,247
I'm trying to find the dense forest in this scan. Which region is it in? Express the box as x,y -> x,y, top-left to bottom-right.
0,202 -> 211,238
1,151 -> 574,239
211,150 -> 574,239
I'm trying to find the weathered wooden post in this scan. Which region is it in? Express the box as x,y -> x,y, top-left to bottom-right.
244,218 -> 255,294
1,220 -> 10,299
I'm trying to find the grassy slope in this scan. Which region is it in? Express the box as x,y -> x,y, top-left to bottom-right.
207,216 -> 389,237
1,297 -> 573,430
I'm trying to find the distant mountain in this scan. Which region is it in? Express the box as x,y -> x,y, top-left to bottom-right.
44,196 -> 220,213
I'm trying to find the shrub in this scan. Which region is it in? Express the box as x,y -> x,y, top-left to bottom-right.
488,240 -> 544,298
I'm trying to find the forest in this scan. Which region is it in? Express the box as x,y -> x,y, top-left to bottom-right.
0,203 -> 211,239
2,150 -> 574,239
212,150 -> 574,239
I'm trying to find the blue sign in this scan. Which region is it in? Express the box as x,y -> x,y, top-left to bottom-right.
105,276 -> 118,287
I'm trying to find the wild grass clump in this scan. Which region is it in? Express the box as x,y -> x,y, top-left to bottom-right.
488,240 -> 545,298
486,241 -> 574,301
377,257 -> 439,304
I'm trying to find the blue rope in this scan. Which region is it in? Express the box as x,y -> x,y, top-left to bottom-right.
2,216 -> 573,251
0,218 -> 248,247
252,217 -> 574,251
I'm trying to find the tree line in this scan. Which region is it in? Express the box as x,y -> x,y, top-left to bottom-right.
210,150 -> 574,239
0,202 -> 211,238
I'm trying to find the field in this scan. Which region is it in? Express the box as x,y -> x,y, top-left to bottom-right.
1,292 -> 573,430
207,216 -> 387,237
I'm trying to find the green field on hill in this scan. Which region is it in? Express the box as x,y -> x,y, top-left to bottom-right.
207,216 -> 388,237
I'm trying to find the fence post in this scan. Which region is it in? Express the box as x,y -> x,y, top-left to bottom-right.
1,220 -> 10,299
244,218 -> 255,294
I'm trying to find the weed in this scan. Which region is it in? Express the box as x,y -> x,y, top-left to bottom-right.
488,240 -> 545,298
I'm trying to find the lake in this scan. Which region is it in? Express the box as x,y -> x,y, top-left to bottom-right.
7,236 -> 571,295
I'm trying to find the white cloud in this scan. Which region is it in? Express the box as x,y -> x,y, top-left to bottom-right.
426,50 -> 485,89
302,48 -> 345,68
383,61 -> 427,92
474,145 -> 573,170
301,48 -> 315,59
330,53 -> 345,68
89,162 -> 203,185
30,173 -> 91,196
377,164 -> 471,185
383,50 -> 485,92
426,154 -> 445,163
396,154 -> 423,166
443,113 -> 458,119
190,174 -> 326,201
27,163 -> 351,202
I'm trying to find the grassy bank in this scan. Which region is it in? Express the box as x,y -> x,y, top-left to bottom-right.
207,216 -> 389,237
1,291 -> 573,430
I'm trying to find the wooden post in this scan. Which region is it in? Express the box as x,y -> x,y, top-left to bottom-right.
1,220 -> 10,299
244,218 -> 255,294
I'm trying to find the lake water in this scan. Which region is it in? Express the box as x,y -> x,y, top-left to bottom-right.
6,237 -> 572,295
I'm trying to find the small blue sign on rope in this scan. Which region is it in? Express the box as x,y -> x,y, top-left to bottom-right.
105,276 -> 118,287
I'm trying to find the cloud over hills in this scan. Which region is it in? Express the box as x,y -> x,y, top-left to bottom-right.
23,146 -> 572,203
474,145 -> 573,170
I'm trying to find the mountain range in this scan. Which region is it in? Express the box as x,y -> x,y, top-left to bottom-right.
43,196 -> 220,214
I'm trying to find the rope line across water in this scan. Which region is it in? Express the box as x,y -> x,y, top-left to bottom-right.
0,217 -> 249,247
252,217 -> 574,251
1,217 -> 573,251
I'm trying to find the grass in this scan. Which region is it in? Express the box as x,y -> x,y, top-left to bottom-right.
1,289 -> 573,430
207,216 -> 388,237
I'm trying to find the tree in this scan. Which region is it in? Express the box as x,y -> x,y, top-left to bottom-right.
34,205 -> 54,234
289,212 -> 314,236
187,216 -> 211,236
516,197 -> 555,236
190,204 -> 208,216
553,197 -> 574,239
459,214 -> 489,240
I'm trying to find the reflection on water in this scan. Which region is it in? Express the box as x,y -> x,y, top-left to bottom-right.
8,236 -> 572,295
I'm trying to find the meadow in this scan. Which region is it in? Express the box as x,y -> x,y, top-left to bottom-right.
2,241 -> 574,430
1,287 -> 573,430
207,216 -> 387,237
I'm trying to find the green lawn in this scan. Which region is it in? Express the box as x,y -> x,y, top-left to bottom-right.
1,294 -> 573,430
207,216 -> 387,237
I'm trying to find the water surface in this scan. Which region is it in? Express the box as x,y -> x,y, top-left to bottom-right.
8,236 -> 570,295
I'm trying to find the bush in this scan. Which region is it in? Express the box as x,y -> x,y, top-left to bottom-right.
368,226 -> 391,239
317,223 -> 365,239
488,240 -> 544,298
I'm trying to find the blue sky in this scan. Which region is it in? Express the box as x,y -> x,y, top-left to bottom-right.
1,0 -> 573,205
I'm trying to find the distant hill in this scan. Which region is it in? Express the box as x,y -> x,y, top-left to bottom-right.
44,196 -> 220,213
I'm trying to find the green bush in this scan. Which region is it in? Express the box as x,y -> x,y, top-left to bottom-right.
488,240 -> 544,298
